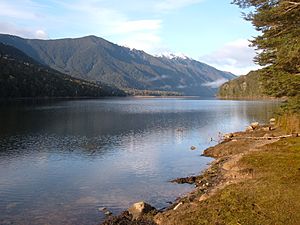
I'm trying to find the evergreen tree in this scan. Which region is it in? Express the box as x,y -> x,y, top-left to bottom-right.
232,0 -> 300,100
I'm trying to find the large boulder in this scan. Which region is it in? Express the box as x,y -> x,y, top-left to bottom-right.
128,201 -> 156,219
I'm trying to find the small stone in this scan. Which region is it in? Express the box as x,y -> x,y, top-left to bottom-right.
223,133 -> 234,139
263,133 -> 274,138
98,207 -> 107,212
262,127 -> 271,131
190,146 -> 197,150
250,122 -> 259,129
104,210 -> 112,216
246,126 -> 254,132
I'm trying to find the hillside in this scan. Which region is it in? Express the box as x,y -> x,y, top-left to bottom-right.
0,34 -> 235,97
217,71 -> 267,99
0,43 -> 125,98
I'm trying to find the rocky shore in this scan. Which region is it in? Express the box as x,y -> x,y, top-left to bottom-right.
101,120 -> 299,225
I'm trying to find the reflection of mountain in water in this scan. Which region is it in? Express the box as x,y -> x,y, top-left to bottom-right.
0,99 -> 279,159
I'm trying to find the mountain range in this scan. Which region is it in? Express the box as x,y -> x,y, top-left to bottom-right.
0,34 -> 235,97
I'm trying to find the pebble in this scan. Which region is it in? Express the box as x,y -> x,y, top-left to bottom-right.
104,211 -> 112,216
98,207 -> 107,212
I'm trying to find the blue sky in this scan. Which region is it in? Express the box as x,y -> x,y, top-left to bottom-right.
0,0 -> 260,75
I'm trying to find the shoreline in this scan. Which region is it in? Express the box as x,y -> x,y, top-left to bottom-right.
102,122 -> 299,224
154,125 -> 286,224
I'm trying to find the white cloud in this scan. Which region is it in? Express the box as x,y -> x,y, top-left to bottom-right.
35,30 -> 48,39
0,0 -> 37,19
51,1 -> 165,52
200,39 -> 261,75
202,78 -> 228,88
120,33 -> 162,53
0,22 -> 48,39
0,0 -> 205,54
114,20 -> 162,34
0,0 -> 164,50
56,1 -> 162,35
155,0 -> 204,12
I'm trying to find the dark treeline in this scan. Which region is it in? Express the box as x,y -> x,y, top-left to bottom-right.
124,88 -> 182,96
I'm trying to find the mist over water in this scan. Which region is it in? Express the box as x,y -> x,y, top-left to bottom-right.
0,98 -> 279,225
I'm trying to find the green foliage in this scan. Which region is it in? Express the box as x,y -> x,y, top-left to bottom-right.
0,43 -> 126,98
232,0 -> 300,110
260,68 -> 300,98
218,71 -> 266,98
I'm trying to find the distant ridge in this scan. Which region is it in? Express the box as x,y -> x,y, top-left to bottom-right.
0,34 -> 236,96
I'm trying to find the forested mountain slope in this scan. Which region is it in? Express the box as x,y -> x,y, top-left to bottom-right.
0,43 -> 125,98
218,71 -> 267,99
0,34 -> 235,96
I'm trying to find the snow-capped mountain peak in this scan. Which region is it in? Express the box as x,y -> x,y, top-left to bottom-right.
156,52 -> 191,60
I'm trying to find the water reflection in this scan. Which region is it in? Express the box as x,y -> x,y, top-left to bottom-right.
0,98 -> 279,225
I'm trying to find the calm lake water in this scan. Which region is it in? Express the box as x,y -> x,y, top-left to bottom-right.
0,97 -> 278,225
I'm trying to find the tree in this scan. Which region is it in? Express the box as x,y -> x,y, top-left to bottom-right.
232,0 -> 300,99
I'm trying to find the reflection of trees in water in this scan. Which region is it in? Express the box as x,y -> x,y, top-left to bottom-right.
238,101 -> 280,123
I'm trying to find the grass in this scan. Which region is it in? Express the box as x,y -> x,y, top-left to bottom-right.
277,113 -> 300,133
161,138 -> 300,225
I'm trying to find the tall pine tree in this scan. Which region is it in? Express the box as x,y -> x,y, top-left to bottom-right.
232,0 -> 300,101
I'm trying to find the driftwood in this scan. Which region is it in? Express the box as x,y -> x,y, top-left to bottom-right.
225,134 -> 295,141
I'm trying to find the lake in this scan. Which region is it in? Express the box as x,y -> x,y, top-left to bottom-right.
0,97 -> 279,225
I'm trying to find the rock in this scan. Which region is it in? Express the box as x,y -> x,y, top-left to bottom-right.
223,133 -> 234,139
269,118 -> 276,125
250,122 -> 260,130
128,201 -> 156,219
262,126 -> 271,131
98,207 -> 107,212
190,146 -> 197,150
104,210 -> 112,216
99,207 -> 113,216
171,176 -> 196,184
246,126 -> 254,132
173,202 -> 183,210
199,193 -> 209,202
